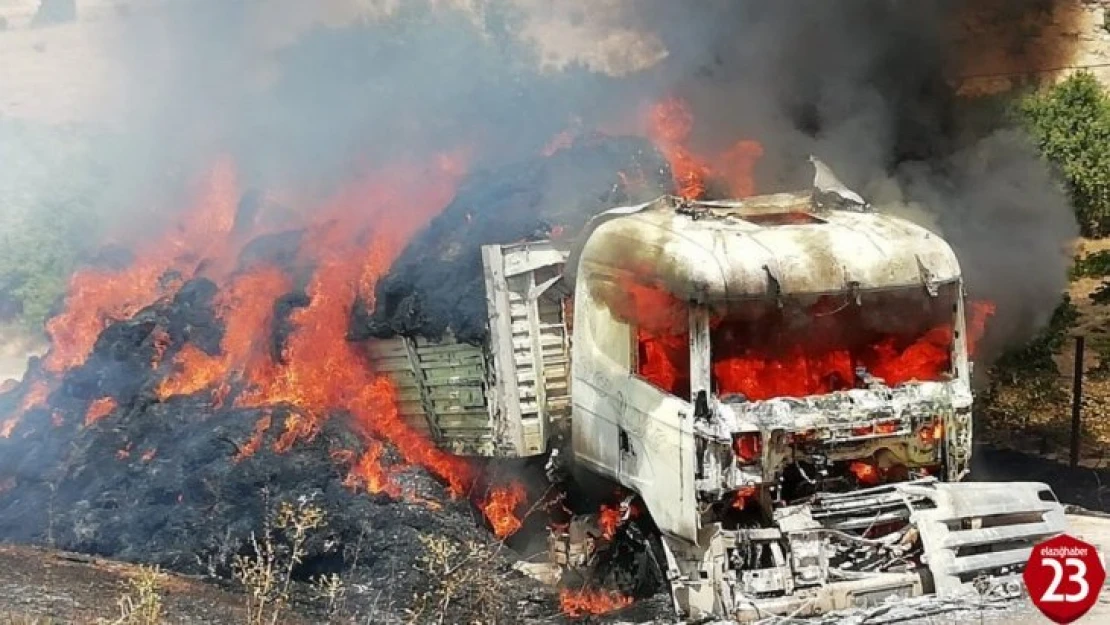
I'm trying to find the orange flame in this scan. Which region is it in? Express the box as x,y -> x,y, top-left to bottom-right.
481,482 -> 528,539
598,504 -> 621,540
344,439 -> 401,497
19,380 -> 49,412
45,158 -> 241,374
634,288 -> 998,402
157,266 -> 292,401
85,397 -> 117,426
731,486 -> 758,511
234,413 -> 272,463
849,461 -> 880,486
236,155 -> 475,497
559,588 -> 633,617
646,96 -> 763,200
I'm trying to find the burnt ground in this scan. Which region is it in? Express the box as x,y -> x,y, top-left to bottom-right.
0,537 -> 672,625
0,388 -> 560,623
0,539 -> 672,624
0,543 -> 271,624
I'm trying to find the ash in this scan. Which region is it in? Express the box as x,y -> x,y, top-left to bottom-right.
745,595 -> 1025,625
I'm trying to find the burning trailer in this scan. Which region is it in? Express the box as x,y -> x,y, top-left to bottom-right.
358,184 -> 1070,620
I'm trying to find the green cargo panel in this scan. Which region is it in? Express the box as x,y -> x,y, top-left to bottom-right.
365,336 -> 499,456
363,241 -> 570,459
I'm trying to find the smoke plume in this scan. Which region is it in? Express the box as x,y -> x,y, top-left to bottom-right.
4,0 -> 1085,356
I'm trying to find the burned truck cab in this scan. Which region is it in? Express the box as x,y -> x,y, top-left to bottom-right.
568,193 -> 1018,619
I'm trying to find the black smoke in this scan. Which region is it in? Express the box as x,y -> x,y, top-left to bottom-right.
11,0 -> 1083,360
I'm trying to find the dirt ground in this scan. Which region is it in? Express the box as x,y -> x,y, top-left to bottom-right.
0,543 -> 299,624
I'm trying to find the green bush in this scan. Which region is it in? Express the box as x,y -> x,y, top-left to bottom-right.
0,120 -> 112,329
1017,71 -> 1110,237
1071,250 -> 1110,279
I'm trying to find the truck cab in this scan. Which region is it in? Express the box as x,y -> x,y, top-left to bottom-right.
567,193 -> 1000,617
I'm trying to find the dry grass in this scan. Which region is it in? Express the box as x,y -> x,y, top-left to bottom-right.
101,565 -> 164,625
405,534 -> 508,625
232,498 -> 327,625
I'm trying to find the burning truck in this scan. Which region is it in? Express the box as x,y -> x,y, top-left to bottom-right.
0,127 -> 1074,621
361,179 -> 1068,620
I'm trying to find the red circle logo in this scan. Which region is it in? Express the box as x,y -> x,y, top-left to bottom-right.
1024,534 -> 1106,624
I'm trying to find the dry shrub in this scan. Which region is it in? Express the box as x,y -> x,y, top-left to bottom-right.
232,498 -> 327,625
405,534 -> 508,625
100,565 -> 164,625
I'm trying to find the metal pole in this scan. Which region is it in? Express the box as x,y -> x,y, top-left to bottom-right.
1071,335 -> 1085,469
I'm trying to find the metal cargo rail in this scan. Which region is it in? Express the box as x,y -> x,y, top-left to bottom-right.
364,241 -> 571,457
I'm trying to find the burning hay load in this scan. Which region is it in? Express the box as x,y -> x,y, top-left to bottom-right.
0,136 -> 680,623
357,135 -> 672,343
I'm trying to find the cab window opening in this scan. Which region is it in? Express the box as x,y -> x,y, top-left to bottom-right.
710,285 -> 959,402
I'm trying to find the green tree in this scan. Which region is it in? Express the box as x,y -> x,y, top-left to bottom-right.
0,119 -> 112,330
1017,71 -> 1110,237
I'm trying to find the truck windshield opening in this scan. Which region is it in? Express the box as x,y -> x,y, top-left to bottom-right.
710,284 -> 958,401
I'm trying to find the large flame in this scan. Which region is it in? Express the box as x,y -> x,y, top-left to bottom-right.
44,158 -> 242,374
232,158 -> 475,496
481,482 -> 529,539
32,152 -> 487,513
637,303 -> 996,402
157,266 -> 293,403
646,96 -> 764,200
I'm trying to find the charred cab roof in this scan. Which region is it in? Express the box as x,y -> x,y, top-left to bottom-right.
572,193 -> 961,301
